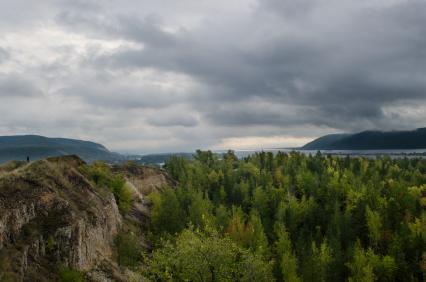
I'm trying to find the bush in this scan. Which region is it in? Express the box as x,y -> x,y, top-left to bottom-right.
46,235 -> 57,253
115,232 -> 142,268
149,188 -> 185,235
58,267 -> 84,282
80,163 -> 133,214
116,183 -> 133,214
144,228 -> 275,281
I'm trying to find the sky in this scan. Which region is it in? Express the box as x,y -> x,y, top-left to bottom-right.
0,0 -> 425,154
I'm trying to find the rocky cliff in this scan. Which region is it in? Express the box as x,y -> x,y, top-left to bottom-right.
113,163 -> 176,249
0,156 -> 175,281
0,156 -> 122,281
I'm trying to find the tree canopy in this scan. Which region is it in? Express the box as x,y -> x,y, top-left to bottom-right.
145,151 -> 425,281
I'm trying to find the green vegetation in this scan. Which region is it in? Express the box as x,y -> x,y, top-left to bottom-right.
145,150 -> 425,281
115,231 -> 142,268
46,235 -> 57,253
144,228 -> 274,281
80,162 -> 133,214
58,266 -> 84,282
0,251 -> 19,282
149,188 -> 186,235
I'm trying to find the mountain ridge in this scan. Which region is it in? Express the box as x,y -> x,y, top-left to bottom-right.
0,135 -> 122,163
302,128 -> 426,150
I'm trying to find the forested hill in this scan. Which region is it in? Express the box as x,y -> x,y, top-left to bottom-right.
1,151 -> 424,280
0,135 -> 122,163
144,151 -> 426,281
302,128 -> 426,150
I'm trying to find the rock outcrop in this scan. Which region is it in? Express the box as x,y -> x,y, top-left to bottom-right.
0,156 -> 122,281
113,164 -> 175,196
0,156 -> 175,281
113,163 -> 176,249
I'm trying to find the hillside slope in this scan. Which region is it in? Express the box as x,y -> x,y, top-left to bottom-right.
301,133 -> 349,150
0,156 -> 123,281
0,135 -> 122,163
0,156 -> 175,281
302,128 -> 426,150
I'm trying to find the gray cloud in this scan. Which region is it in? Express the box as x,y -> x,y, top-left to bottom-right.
62,82 -> 189,110
146,113 -> 198,127
0,75 -> 42,97
82,0 -> 426,131
0,48 -> 8,63
0,0 -> 425,152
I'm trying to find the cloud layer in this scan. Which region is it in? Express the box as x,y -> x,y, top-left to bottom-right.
0,0 -> 425,153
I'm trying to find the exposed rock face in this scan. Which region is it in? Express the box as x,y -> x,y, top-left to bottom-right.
113,164 -> 175,250
0,156 -> 175,281
0,156 -> 122,281
113,164 -> 175,196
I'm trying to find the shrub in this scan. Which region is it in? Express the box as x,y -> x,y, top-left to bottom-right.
116,183 -> 133,214
58,267 -> 84,282
80,163 -> 133,214
115,232 -> 142,268
46,235 -> 57,253
144,228 -> 275,281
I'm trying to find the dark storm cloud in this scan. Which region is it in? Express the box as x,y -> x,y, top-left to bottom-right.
1,0 -> 426,152
73,0 -> 426,132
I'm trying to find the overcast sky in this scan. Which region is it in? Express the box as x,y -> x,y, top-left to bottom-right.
0,0 -> 425,153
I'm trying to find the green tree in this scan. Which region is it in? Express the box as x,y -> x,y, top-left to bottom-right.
114,232 -> 142,268
80,162 -> 133,214
365,205 -> 382,247
144,228 -> 275,281
346,242 -> 395,282
275,225 -> 301,282
149,151 -> 426,281
149,188 -> 185,234
226,207 -> 249,247
188,191 -> 215,230
347,245 -> 375,282
116,183 -> 133,214
215,204 -> 230,231
247,210 -> 269,257
311,240 -> 332,282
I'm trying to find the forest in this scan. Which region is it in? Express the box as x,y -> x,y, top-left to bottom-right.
143,151 -> 425,281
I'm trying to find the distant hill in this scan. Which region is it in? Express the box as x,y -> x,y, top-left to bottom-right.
0,135 -> 122,163
302,128 -> 426,150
